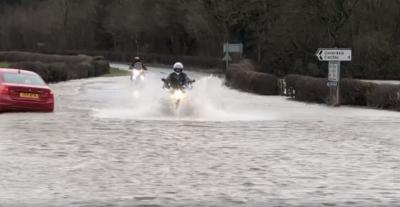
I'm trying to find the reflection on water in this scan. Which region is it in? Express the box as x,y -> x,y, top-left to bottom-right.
1,66 -> 400,206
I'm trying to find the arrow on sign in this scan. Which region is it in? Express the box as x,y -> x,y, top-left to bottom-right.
316,49 -> 324,61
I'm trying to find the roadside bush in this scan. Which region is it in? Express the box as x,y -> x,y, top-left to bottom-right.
366,84 -> 400,111
76,61 -> 92,78
92,60 -> 110,76
226,60 -> 278,95
46,63 -> 69,82
284,75 -> 373,105
9,62 -> 68,82
288,75 -> 329,103
0,51 -> 91,64
2,51 -> 110,83
250,72 -> 278,95
340,79 -> 372,106
284,74 -> 400,111
37,50 -> 222,70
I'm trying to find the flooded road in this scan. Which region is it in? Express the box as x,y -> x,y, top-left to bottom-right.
1,65 -> 400,206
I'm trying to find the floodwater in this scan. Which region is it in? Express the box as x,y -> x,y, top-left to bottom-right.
1,64 -> 400,207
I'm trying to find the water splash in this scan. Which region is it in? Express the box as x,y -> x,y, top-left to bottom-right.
92,69 -> 276,121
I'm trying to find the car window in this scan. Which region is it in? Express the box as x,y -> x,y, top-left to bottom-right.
3,72 -> 46,86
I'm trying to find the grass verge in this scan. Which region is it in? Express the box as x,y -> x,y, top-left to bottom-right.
0,61 -> 9,67
103,67 -> 130,77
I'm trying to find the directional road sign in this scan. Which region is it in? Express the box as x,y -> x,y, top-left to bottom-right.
223,43 -> 243,53
316,48 -> 352,62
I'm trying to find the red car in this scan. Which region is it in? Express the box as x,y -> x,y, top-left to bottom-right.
0,68 -> 54,112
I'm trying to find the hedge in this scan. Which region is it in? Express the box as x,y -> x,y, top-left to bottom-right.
0,51 -> 109,83
36,50 -> 223,70
284,74 -> 400,111
226,59 -> 278,95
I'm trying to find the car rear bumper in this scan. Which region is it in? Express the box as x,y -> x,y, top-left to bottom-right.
0,96 -> 54,112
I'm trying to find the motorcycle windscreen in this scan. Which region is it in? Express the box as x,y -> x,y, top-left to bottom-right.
133,62 -> 143,70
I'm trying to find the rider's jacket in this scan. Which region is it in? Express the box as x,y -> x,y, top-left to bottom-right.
165,72 -> 190,89
131,61 -> 147,70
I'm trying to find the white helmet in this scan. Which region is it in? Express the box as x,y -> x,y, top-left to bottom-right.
173,62 -> 184,73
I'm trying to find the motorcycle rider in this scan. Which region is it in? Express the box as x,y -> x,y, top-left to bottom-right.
130,56 -> 147,70
163,62 -> 193,89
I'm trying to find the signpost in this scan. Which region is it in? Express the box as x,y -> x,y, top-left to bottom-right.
223,42 -> 243,70
316,48 -> 352,106
222,52 -> 232,70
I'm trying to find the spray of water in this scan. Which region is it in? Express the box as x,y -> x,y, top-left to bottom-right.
92,68 -> 277,121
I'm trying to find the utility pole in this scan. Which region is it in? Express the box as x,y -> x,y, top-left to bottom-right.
226,41 -> 229,70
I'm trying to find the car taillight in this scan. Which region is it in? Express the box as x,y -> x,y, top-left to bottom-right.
0,85 -> 10,95
42,90 -> 54,98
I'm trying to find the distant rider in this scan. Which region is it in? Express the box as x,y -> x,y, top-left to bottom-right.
130,56 -> 147,70
163,62 -> 193,89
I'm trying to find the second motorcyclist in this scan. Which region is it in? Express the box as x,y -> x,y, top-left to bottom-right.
130,56 -> 147,81
130,56 -> 147,70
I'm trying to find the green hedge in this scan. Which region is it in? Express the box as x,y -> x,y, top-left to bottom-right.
284,74 -> 400,111
285,75 -> 329,103
226,59 -> 278,95
0,51 -> 109,83
37,50 -> 223,70
367,84 -> 400,110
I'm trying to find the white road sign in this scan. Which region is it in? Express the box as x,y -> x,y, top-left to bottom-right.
223,43 -> 243,53
316,48 -> 352,62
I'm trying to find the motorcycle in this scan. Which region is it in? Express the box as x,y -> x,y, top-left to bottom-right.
130,68 -> 145,82
162,79 -> 195,109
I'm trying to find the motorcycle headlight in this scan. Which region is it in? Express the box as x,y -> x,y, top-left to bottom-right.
172,90 -> 185,100
133,70 -> 140,76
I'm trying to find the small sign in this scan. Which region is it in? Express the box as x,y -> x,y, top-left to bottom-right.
316,48 -> 352,62
327,81 -> 338,87
328,61 -> 340,82
223,43 -> 243,53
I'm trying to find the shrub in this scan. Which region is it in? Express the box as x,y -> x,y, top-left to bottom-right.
284,75 -> 327,103
284,74 -> 400,111
92,60 -> 110,76
47,63 -> 68,82
9,62 -> 68,83
3,51 -> 110,83
340,79 -> 373,106
366,84 -> 400,111
226,60 -> 278,95
291,75 -> 329,103
0,51 -> 91,64
284,75 -> 374,105
35,50 -> 222,70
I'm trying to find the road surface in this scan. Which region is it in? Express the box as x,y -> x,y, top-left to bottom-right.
1,64 -> 400,206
